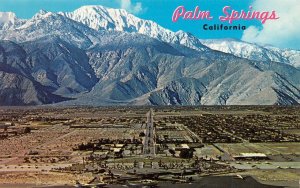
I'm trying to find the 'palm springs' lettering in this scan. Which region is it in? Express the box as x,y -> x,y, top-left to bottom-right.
172,6 -> 279,24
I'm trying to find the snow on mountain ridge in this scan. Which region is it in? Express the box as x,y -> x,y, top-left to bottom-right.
201,39 -> 300,68
60,5 -> 208,52
60,5 -> 172,35
0,10 -> 105,49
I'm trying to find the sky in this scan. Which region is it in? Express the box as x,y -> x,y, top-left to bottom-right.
0,0 -> 299,49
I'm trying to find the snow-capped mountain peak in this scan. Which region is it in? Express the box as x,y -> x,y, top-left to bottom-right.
60,5 -> 208,51
17,11 -> 62,30
60,5 -> 148,32
32,9 -> 52,19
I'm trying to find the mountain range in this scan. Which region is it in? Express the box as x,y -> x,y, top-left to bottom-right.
0,5 -> 299,106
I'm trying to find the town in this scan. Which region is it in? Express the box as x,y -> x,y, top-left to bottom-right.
0,106 -> 299,187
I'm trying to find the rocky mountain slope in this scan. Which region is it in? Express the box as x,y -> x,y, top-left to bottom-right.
0,41 -> 68,105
